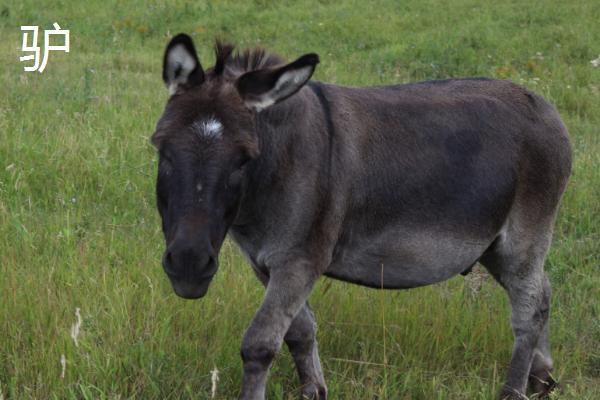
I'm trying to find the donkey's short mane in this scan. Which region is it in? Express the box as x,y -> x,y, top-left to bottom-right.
214,40 -> 285,76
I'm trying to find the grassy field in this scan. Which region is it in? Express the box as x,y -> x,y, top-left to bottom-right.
1,0 -> 599,398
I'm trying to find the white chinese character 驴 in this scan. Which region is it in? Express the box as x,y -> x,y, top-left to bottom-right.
19,22 -> 69,73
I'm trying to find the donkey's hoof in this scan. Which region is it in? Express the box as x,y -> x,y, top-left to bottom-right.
499,385 -> 528,400
529,370 -> 557,399
300,382 -> 327,400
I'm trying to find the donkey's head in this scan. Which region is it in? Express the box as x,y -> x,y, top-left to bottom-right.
152,34 -> 319,299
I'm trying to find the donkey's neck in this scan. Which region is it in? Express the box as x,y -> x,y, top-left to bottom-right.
245,90 -> 316,199
231,83 -> 333,245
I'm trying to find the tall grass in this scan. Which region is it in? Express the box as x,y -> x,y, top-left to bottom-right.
0,0 -> 599,398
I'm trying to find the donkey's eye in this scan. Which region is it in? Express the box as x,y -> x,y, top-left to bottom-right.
159,147 -> 176,162
159,157 -> 173,176
159,148 -> 174,164
238,155 -> 251,170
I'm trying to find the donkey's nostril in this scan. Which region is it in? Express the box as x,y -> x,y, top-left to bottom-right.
162,251 -> 176,275
203,255 -> 218,277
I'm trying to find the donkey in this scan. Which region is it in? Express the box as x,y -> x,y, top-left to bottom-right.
151,34 -> 571,400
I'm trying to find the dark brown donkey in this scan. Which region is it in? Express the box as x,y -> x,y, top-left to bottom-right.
151,34 -> 571,400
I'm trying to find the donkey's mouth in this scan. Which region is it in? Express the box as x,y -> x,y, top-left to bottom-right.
162,250 -> 218,299
170,276 -> 213,299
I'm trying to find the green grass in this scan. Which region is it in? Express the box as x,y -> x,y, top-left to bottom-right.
1,0 -> 599,398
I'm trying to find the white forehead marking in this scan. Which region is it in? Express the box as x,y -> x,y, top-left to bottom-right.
192,117 -> 223,139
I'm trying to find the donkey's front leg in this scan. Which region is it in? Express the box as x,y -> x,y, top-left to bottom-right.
239,260 -> 319,400
285,303 -> 327,399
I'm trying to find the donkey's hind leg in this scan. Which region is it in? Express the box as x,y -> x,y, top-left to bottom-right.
481,229 -> 554,400
528,274 -> 556,398
284,303 -> 327,399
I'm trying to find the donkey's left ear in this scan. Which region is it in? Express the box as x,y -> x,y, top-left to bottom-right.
163,34 -> 205,95
236,53 -> 319,111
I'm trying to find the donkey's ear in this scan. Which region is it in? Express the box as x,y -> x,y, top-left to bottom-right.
236,53 -> 319,111
163,34 -> 205,95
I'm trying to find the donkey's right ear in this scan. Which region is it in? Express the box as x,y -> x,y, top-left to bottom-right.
236,53 -> 319,112
163,34 -> 205,95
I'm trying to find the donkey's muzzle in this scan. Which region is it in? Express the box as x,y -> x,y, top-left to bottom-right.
162,241 -> 217,299
169,275 -> 213,299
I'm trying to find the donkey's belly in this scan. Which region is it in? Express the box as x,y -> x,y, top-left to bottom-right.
325,228 -> 492,289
